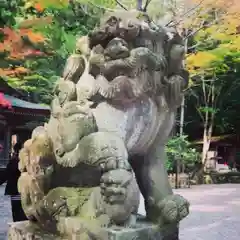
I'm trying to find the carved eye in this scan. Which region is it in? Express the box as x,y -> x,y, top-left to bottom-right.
79,100 -> 86,105
107,16 -> 118,26
96,30 -> 105,39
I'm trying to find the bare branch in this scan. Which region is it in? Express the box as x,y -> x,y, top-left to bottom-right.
187,36 -> 210,50
184,20 -> 205,39
184,18 -> 218,40
69,0 -> 77,15
115,0 -> 128,10
142,0 -> 152,12
88,1 -> 114,11
188,43 -> 200,50
78,4 -> 91,16
202,76 -> 207,106
196,106 -> 204,121
166,0 -> 205,27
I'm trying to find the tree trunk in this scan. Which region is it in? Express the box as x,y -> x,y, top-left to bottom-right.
136,0 -> 142,10
179,96 -> 185,136
201,127 -> 210,164
201,84 -> 215,168
194,116 -> 213,183
178,96 -> 185,175
178,38 -> 188,175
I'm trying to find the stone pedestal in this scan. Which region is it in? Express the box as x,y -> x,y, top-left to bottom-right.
8,217 -> 179,240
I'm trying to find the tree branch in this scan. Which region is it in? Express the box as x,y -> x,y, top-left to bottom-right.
184,18 -> 218,40
88,2 -> 114,12
166,0 -> 205,27
115,0 -> 128,10
202,76 -> 207,106
69,0 -> 77,15
196,105 -> 204,121
142,0 -> 152,12
188,43 -> 200,50
79,4 -> 90,16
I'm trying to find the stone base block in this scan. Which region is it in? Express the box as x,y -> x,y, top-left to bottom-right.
8,221 -> 57,240
8,216 -> 179,240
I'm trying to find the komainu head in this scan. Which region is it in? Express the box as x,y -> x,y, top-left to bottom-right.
87,10 -> 188,109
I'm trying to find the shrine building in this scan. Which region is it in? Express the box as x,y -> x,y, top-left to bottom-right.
0,78 -> 50,168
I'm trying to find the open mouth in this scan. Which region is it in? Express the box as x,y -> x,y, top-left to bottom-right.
89,31 -> 116,49
104,47 -> 130,60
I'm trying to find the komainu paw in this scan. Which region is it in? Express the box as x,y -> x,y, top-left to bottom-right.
158,194 -> 189,224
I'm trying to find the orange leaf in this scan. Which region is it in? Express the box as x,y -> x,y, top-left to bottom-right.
14,67 -> 30,74
18,16 -> 53,29
34,3 -> 44,12
0,27 -> 46,59
0,67 -> 30,77
20,29 -> 46,43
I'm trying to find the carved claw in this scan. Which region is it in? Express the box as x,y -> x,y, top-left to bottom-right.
157,194 -> 189,224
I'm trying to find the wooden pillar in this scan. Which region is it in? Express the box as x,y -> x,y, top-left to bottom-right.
3,125 -> 11,165
228,147 -> 236,169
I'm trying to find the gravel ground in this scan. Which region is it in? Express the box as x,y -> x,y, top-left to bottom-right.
0,185 -> 11,240
177,184 -> 240,240
1,184 -> 240,240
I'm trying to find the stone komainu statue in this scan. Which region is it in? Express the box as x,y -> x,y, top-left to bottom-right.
14,10 -> 189,240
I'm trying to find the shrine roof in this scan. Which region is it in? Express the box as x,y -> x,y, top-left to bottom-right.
4,94 -> 50,111
0,78 -> 24,98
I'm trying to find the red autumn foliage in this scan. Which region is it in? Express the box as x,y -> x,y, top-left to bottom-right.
0,26 -> 46,77
0,27 -> 46,59
0,92 -> 12,109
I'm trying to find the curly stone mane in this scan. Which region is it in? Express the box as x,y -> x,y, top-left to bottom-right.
88,10 -> 188,108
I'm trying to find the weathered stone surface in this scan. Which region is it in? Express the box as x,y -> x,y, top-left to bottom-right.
8,221 -> 57,240
14,8 -> 190,240
8,218 -> 179,240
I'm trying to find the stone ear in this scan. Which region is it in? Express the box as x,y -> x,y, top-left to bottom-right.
62,55 -> 86,84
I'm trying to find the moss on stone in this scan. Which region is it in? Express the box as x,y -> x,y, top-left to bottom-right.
45,187 -> 96,217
